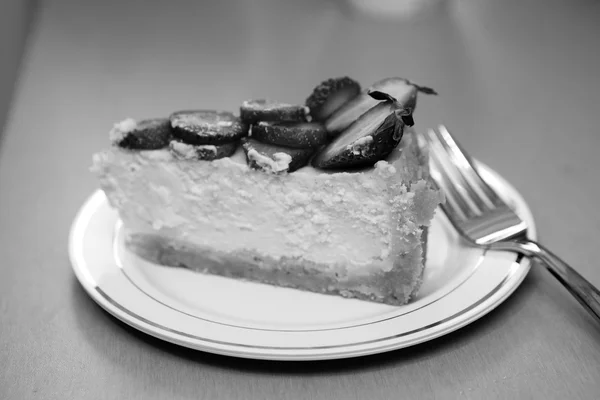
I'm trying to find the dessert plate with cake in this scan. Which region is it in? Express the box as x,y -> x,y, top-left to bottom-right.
70,76 -> 536,360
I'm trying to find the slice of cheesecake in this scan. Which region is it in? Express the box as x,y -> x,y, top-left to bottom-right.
91,76 -> 443,305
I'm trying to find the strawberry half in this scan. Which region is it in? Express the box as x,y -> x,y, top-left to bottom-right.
311,99 -> 405,169
324,77 -> 436,135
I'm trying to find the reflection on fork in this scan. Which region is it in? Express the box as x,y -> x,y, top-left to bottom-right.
424,125 -> 600,322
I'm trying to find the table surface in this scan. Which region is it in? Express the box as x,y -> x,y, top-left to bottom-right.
1,0 -> 600,399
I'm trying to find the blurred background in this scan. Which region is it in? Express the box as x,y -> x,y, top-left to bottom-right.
0,0 -> 35,137
2,0 -> 599,158
2,0 -> 599,252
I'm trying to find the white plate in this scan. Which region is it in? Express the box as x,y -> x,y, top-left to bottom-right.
69,163 -> 535,361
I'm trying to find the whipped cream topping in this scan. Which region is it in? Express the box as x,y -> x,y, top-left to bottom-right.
109,118 -> 137,144
347,135 -> 373,156
246,149 -> 292,174
170,141 -> 218,160
169,141 -> 197,159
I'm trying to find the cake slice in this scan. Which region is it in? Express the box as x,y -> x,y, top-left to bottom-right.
91,77 -> 443,305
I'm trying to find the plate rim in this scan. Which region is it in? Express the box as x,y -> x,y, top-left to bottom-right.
69,161 -> 536,361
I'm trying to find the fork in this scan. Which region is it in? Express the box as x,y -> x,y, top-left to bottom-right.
424,125 -> 600,321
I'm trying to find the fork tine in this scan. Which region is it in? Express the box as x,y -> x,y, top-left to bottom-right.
425,130 -> 478,220
425,130 -> 600,322
428,150 -> 472,221
436,126 -> 504,208
425,126 -> 528,245
426,129 -> 486,216
429,127 -> 496,214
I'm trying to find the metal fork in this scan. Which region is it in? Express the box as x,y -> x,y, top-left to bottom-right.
424,125 -> 600,321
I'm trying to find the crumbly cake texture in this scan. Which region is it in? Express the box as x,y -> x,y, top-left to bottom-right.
92,129 -> 443,305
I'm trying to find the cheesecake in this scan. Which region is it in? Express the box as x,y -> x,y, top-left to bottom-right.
91,76 -> 443,305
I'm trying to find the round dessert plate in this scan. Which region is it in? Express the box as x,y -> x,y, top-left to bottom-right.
69,162 -> 536,361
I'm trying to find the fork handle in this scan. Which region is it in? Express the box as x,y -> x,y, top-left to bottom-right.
488,239 -> 600,322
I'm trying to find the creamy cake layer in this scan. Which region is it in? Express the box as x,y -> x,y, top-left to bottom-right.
92,130 -> 442,304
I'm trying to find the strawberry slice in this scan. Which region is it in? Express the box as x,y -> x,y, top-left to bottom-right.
112,118 -> 173,150
170,110 -> 248,145
251,122 -> 328,149
240,99 -> 309,124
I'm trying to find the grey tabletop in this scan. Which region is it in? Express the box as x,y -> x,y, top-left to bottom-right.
1,0 -> 600,399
